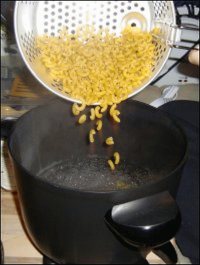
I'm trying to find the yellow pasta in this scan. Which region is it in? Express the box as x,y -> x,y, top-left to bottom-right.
72,103 -> 80,116
96,120 -> 102,131
113,152 -> 120,165
151,27 -> 162,36
112,110 -> 121,123
90,108 -> 96,121
74,102 -> 86,112
100,102 -> 108,113
94,106 -> 103,119
89,129 -> 96,143
110,104 -> 117,116
35,25 -> 156,106
78,114 -> 87,124
106,137 -> 114,145
109,104 -> 120,123
108,160 -> 115,171
36,24 -> 157,171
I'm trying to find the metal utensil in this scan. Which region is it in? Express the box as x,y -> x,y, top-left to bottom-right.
152,20 -> 199,50
13,1 -> 191,104
150,85 -> 180,107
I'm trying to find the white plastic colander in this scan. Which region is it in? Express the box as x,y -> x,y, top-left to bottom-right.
14,1 -> 178,104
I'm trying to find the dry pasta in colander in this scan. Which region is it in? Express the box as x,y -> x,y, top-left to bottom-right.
35,25 -> 156,170
35,25 -> 156,105
96,120 -> 102,131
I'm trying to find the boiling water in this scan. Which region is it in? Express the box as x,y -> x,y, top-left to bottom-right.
37,156 -> 157,191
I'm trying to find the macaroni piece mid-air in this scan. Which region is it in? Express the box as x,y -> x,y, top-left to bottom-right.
89,129 -> 96,143
78,114 -> 87,124
96,120 -> 102,131
36,25 -> 156,106
106,137 -> 114,145
108,160 -> 115,171
113,152 -> 120,165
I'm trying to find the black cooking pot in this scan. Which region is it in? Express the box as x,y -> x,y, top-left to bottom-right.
8,99 -> 187,264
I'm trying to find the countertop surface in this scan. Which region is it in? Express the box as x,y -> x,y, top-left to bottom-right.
1,189 -> 43,264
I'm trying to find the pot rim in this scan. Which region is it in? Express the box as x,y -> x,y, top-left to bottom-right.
7,99 -> 188,195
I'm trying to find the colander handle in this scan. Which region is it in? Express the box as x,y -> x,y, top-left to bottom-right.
153,20 -> 199,50
171,25 -> 199,50
172,42 -> 199,50
104,191 -> 181,264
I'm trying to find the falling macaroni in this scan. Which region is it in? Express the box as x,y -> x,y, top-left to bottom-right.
72,103 -> 80,116
74,102 -> 86,112
112,110 -> 120,123
96,120 -> 102,131
78,114 -> 87,124
89,129 -> 96,143
108,160 -> 115,171
100,103 -> 108,113
94,106 -> 103,119
113,152 -> 120,165
106,137 -> 114,145
110,104 -> 117,116
90,108 -> 96,121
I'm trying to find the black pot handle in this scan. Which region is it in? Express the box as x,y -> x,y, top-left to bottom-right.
1,118 -> 17,140
104,191 -> 181,263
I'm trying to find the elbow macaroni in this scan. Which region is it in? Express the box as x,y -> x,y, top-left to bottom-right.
112,110 -> 120,123
96,120 -> 102,131
89,129 -> 96,143
72,103 -> 80,116
113,152 -> 120,165
106,137 -> 114,145
78,114 -> 87,124
110,104 -> 120,123
75,102 -> 86,112
94,106 -> 103,119
110,104 -> 117,116
108,160 -> 115,171
100,103 -> 108,113
36,24 -> 156,170
90,108 -> 96,121
36,25 -> 156,106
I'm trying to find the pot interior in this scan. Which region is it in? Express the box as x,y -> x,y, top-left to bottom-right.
9,99 -> 187,191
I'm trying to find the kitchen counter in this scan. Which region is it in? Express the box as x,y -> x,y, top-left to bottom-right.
1,189 -> 43,264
